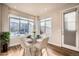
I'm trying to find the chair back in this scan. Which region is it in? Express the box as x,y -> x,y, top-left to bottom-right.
20,38 -> 26,48
41,37 -> 49,48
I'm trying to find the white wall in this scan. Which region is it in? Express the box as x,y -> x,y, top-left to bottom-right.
35,16 -> 40,35
40,11 -> 62,47
0,5 -> 2,32
1,5 -> 9,32
0,4 -> 35,46
39,5 -> 79,47
0,4 -> 2,52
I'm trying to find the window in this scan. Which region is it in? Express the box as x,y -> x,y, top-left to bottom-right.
20,20 -> 29,34
46,20 -> 51,35
10,15 -> 34,37
40,18 -> 52,35
40,21 -> 45,34
10,18 -> 19,37
29,21 -> 34,34
64,11 -> 76,31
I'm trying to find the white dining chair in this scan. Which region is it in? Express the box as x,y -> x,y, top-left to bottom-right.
34,37 -> 49,56
20,38 -> 31,56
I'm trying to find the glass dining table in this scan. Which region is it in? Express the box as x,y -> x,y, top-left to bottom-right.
23,38 -> 42,56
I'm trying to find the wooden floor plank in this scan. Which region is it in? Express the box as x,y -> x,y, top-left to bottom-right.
0,44 -> 79,56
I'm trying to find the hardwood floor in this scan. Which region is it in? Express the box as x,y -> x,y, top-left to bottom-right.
48,44 -> 79,56
0,44 -> 79,56
0,45 -> 47,56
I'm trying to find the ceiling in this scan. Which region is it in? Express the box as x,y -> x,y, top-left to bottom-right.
6,3 -> 79,16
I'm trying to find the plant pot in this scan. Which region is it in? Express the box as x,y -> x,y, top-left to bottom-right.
1,43 -> 8,52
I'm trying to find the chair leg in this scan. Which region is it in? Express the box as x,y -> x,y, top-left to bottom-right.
46,48 -> 48,56
29,48 -> 32,56
40,49 -> 42,56
23,48 -> 25,56
39,49 -> 42,56
25,48 -> 31,56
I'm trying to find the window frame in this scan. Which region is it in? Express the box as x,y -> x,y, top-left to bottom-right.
9,17 -> 20,37
64,10 -> 77,31
9,15 -> 34,37
40,18 -> 52,34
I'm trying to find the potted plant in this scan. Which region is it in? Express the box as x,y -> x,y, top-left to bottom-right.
0,32 -> 10,52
